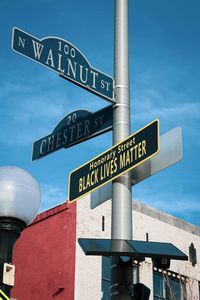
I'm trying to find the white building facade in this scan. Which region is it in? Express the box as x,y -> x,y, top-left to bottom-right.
75,195 -> 200,300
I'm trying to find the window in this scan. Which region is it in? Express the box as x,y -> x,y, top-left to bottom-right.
189,243 -> 197,266
101,257 -> 139,299
153,273 -> 165,300
153,272 -> 185,300
166,277 -> 182,300
199,284 -> 200,299
102,216 -> 105,231
102,256 -> 111,300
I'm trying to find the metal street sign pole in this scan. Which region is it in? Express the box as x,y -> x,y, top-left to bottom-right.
111,0 -> 133,298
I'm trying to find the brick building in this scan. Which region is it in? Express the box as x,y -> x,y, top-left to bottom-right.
11,196 -> 200,300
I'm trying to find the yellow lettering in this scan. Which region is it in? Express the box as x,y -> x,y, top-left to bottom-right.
142,140 -> 146,155
126,151 -> 131,165
86,174 -> 91,188
79,178 -> 83,192
119,152 -> 126,169
133,145 -> 138,160
138,142 -> 142,158
113,157 -> 118,173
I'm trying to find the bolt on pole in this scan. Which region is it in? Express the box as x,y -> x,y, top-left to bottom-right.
111,0 -> 133,299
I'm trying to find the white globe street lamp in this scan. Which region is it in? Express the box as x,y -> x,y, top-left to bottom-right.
0,166 -> 41,297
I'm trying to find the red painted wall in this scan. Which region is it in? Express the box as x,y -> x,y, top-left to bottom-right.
11,202 -> 76,300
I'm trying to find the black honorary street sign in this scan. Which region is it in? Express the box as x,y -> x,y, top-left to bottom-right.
0,289 -> 10,300
68,119 -> 160,203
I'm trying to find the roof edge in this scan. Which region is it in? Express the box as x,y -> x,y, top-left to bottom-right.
132,201 -> 200,237
30,202 -> 69,226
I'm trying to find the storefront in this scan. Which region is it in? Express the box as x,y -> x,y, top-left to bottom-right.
11,196 -> 200,300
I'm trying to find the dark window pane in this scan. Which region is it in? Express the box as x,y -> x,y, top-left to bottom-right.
133,266 -> 138,284
102,216 -> 105,231
102,257 -> 111,299
102,256 -> 111,280
199,284 -> 200,299
166,278 -> 181,300
102,279 -> 110,299
153,273 -> 165,300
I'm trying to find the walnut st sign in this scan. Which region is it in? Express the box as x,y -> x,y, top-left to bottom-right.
12,28 -> 114,103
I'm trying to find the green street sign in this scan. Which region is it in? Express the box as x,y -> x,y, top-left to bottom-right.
68,119 -> 160,203
12,27 -> 114,103
32,105 -> 113,161
0,290 -> 10,300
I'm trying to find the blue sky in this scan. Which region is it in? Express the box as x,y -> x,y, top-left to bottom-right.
1,0 -> 200,226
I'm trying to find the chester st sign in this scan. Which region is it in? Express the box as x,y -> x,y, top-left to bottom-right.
32,105 -> 113,161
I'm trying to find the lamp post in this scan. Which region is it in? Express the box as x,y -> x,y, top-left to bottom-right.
0,166 -> 41,298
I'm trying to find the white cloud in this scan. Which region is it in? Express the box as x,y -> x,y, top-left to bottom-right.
134,99 -> 200,123
0,69 -> 112,147
131,63 -> 200,133
131,85 -> 200,144
0,73 -> 75,146
39,183 -> 67,212
134,184 -> 200,216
